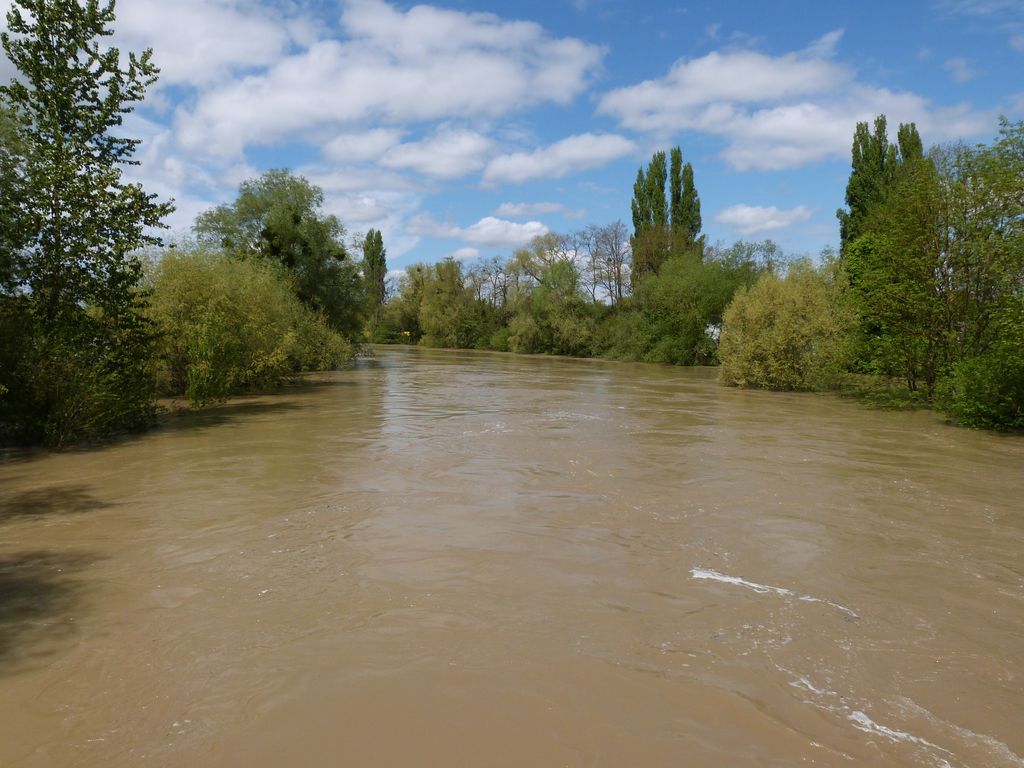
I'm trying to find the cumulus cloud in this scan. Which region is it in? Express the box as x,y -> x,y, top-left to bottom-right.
483,133 -> 635,184
323,129 -> 403,163
598,37 -> 850,134
116,0 -> 300,88
494,201 -> 586,219
409,214 -> 548,248
174,0 -> 603,157
944,57 -> 977,82
715,204 -> 813,235
381,127 -> 493,179
597,31 -> 990,171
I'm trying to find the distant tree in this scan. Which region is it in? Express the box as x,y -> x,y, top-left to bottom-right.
669,147 -> 702,256
679,161 -> 703,254
631,151 -> 669,281
632,147 -> 702,283
580,221 -> 630,304
0,0 -> 172,445
362,228 -> 387,323
195,169 -> 363,337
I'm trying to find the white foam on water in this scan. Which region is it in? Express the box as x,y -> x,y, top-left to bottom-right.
782,670 -> 958,768
690,568 -> 859,619
849,710 -> 945,750
897,697 -> 1024,767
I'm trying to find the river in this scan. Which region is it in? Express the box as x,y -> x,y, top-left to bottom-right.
1,346 -> 1022,767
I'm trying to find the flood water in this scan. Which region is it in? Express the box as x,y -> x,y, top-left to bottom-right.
1,346 -> 1022,767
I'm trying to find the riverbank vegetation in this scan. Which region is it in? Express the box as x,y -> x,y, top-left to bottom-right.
1,2 -> 1020,447
0,1 -> 363,447
374,119 -> 1022,431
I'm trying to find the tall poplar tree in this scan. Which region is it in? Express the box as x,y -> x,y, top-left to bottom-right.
837,115 -> 922,254
632,147 -> 702,282
363,228 -> 387,322
0,0 -> 172,445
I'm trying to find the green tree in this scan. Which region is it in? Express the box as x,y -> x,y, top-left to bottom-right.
669,147 -> 703,256
679,161 -> 703,254
837,115 -> 922,254
146,248 -> 351,405
631,150 -> 670,281
362,228 -> 387,325
0,0 -> 172,446
195,169 -> 364,338
417,258 -> 485,348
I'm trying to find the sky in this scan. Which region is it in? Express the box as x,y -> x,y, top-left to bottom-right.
2,0 -> 1023,274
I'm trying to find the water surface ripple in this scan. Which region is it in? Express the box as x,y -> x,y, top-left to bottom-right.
1,346 -> 1022,767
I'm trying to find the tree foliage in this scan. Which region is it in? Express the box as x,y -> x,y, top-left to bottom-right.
837,115 -> 922,253
631,147 -> 702,283
362,228 -> 387,324
146,249 -> 351,406
195,169 -> 364,338
0,0 -> 171,446
719,260 -> 854,391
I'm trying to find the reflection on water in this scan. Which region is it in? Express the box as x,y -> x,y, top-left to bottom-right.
0,346 -> 1022,767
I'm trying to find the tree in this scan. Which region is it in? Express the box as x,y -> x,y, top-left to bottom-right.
362,228 -> 387,324
631,151 -> 669,281
631,147 -> 702,283
195,169 -> 363,338
581,221 -> 630,304
669,147 -> 702,256
0,0 -> 172,445
837,115 -> 922,253
679,161 -> 703,254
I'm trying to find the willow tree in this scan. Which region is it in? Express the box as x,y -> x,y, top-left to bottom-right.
0,0 -> 172,445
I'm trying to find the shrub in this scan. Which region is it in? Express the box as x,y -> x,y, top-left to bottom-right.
719,260 -> 854,391
146,249 -> 352,405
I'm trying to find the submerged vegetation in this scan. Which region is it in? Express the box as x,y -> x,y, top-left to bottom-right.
0,1 -> 1020,447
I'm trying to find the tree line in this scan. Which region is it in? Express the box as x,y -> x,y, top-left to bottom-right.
375,118 -> 1022,431
2,1 -> 1019,447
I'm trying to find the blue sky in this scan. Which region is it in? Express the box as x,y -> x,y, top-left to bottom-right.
3,0 -> 1022,273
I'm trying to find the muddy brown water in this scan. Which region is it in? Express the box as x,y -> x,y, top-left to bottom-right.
1,346 -> 1022,767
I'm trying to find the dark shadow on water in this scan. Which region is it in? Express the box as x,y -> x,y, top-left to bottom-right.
0,551 -> 101,675
160,399 -> 307,435
0,485 -> 112,524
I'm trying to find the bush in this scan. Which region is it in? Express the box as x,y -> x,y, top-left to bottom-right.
937,302 -> 1024,430
719,260 -> 854,391
146,249 -> 352,405
0,296 -> 158,446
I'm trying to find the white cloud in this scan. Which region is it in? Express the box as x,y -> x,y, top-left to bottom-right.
944,57 -> 977,82
116,0 -> 298,88
1011,35 -> 1024,51
323,129 -> 403,163
483,133 -> 635,184
381,127 -> 493,179
444,247 -> 480,261
715,204 -> 813,235
175,0 -> 603,157
598,33 -> 991,171
494,201 -> 586,219
409,214 -> 548,248
804,29 -> 844,58
598,47 -> 850,135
